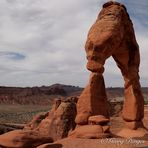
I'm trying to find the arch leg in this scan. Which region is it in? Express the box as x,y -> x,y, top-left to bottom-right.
75,72 -> 109,125
113,49 -> 144,130
122,74 -> 144,122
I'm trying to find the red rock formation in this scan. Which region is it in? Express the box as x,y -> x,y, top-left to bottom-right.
69,125 -> 110,139
75,73 -> 109,125
36,99 -> 77,141
0,1 -> 146,147
69,115 -> 110,138
0,130 -> 53,148
88,115 -> 110,125
0,98 -> 77,147
24,98 -> 77,141
74,1 -> 145,138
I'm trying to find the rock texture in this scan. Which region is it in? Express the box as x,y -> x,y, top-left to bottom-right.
69,115 -> 111,139
69,125 -> 110,139
24,98 -> 77,141
75,73 -> 109,125
117,128 -> 148,138
88,115 -> 110,125
75,1 -> 145,138
0,98 -> 77,147
37,138 -> 148,148
36,99 -> 77,141
0,130 -> 53,148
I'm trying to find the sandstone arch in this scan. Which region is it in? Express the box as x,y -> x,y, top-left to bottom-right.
72,1 -> 146,138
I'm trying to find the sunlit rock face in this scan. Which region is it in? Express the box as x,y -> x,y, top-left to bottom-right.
74,1 -> 145,138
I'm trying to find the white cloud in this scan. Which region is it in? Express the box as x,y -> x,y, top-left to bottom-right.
0,0 -> 147,87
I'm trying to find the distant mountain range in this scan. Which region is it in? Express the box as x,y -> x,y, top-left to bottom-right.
0,84 -> 148,105
0,84 -> 83,105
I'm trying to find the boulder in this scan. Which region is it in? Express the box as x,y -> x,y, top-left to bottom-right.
36,99 -> 77,141
88,115 -> 110,125
23,98 -> 77,141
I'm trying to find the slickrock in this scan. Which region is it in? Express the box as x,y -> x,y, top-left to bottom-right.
0,130 -> 53,148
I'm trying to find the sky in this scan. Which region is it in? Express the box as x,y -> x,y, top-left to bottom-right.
0,0 -> 148,87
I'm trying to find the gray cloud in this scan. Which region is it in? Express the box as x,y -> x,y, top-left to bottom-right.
0,0 -> 147,87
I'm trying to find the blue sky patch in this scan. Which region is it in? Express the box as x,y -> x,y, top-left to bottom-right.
0,51 -> 26,60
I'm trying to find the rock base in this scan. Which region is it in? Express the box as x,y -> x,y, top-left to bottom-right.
69,125 -> 111,139
117,127 -> 148,138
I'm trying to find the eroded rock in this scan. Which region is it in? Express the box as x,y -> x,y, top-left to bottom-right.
36,100 -> 77,141
74,0 -> 145,138
24,98 -> 77,141
0,130 -> 53,148
69,125 -> 110,139
0,98 -> 77,147
88,115 -> 110,125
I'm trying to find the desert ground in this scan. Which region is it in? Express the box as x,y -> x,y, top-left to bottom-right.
0,105 -> 50,124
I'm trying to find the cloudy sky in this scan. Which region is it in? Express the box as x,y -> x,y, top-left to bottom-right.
0,0 -> 148,87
